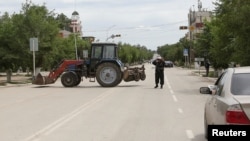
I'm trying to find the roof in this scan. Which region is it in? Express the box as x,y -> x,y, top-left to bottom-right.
91,42 -> 117,45
232,66 -> 250,74
72,11 -> 79,15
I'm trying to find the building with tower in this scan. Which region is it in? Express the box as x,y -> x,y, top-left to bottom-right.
70,11 -> 83,36
187,0 -> 213,40
184,0 -> 213,67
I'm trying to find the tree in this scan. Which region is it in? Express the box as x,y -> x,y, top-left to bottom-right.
118,42 -> 153,64
56,13 -> 71,31
19,1 -> 60,68
211,0 -> 250,67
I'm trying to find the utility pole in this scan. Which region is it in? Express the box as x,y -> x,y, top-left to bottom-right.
106,25 -> 116,40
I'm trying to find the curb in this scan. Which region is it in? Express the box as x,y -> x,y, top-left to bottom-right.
0,83 -> 31,88
191,70 -> 217,83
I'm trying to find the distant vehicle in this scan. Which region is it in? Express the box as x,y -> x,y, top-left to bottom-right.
164,61 -> 173,67
200,67 -> 250,139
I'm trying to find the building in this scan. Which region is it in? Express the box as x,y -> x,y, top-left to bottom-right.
187,0 -> 213,40
70,11 -> 83,36
82,36 -> 95,42
58,11 -> 84,39
58,29 -> 72,38
185,0 -> 213,68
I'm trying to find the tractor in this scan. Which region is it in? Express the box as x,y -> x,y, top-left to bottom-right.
32,42 -> 146,87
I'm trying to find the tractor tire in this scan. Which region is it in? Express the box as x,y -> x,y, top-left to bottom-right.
61,71 -> 78,87
96,62 -> 122,87
74,75 -> 81,86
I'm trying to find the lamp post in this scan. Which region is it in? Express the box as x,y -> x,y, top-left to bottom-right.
74,25 -> 78,60
71,20 -> 78,60
106,25 -> 116,40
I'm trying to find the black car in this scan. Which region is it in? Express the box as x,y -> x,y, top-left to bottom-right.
164,61 -> 173,67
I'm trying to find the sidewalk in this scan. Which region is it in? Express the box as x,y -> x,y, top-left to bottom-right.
190,68 -> 217,83
0,73 -> 32,87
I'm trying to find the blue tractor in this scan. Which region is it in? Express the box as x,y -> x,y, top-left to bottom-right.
33,42 -> 146,87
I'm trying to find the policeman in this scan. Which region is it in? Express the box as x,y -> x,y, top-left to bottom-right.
152,56 -> 165,88
205,59 -> 210,77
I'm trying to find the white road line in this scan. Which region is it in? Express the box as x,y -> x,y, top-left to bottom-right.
178,108 -> 183,114
21,89 -> 114,141
172,95 -> 178,102
165,75 -> 174,95
186,130 -> 194,139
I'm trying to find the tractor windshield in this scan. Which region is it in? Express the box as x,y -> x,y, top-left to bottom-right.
92,46 -> 102,58
103,45 -> 116,59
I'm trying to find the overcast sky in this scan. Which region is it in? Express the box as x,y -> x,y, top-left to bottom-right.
0,0 -> 216,50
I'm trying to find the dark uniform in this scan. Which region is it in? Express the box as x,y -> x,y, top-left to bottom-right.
205,59 -> 210,77
152,57 -> 165,88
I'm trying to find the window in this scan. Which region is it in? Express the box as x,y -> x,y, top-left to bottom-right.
231,73 -> 250,95
103,45 -> 115,59
215,71 -> 227,96
92,46 -> 102,58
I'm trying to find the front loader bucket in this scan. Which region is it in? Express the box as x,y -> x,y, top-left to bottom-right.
32,73 -> 55,85
123,65 -> 146,82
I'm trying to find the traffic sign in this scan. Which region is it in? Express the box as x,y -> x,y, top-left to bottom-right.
179,26 -> 188,30
195,58 -> 204,61
189,26 -> 195,31
30,38 -> 38,51
183,49 -> 188,56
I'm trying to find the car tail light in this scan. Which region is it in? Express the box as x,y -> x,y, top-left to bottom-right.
226,105 -> 250,124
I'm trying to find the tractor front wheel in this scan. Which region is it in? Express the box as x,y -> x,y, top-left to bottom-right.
61,71 -> 78,87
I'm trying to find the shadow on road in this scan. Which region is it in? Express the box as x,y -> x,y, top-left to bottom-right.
31,84 -> 141,89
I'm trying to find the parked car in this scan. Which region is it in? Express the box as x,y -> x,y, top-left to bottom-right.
200,67 -> 250,139
164,61 -> 173,67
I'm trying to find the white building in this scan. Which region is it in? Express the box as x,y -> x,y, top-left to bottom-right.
70,11 -> 83,36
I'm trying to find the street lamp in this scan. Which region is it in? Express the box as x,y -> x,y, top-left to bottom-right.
71,20 -> 78,60
106,34 -> 121,41
106,25 -> 116,39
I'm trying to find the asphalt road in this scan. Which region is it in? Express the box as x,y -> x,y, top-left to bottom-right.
0,64 -> 214,141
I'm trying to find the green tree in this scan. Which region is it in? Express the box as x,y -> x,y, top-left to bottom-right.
118,42 -> 153,64
19,1 -> 60,68
56,13 -> 71,31
210,0 -> 250,68
194,22 -> 212,58
0,12 -> 17,71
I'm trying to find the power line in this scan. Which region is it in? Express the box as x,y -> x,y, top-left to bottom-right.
84,20 -> 188,33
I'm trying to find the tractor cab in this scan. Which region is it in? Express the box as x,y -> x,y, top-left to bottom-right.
90,42 -> 118,59
88,42 -> 120,74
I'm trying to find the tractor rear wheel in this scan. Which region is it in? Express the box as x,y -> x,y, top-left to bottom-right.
61,71 -> 78,87
96,62 -> 122,87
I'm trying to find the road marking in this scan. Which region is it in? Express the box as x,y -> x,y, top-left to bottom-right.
186,130 -> 194,139
22,89 -> 114,141
165,75 -> 174,95
172,95 -> 178,102
178,108 -> 183,114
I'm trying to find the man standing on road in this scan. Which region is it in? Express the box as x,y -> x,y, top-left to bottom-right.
152,56 -> 165,89
205,59 -> 210,77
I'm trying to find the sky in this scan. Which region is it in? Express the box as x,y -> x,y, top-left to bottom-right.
0,0 -> 216,50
